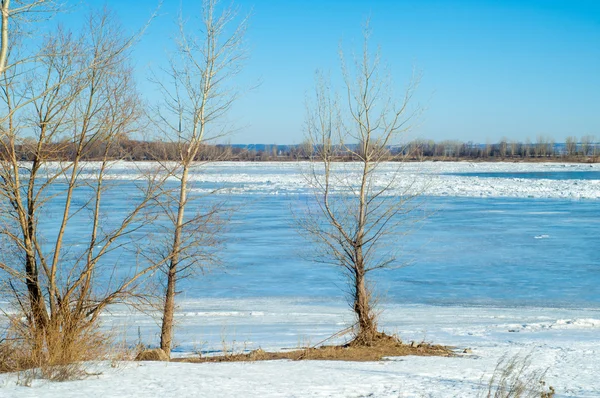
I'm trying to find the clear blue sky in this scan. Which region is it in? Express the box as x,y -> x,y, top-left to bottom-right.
59,0 -> 600,144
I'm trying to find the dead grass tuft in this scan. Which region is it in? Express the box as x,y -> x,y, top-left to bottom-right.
345,330 -> 400,348
135,348 -> 169,362
480,353 -> 555,398
0,312 -> 110,381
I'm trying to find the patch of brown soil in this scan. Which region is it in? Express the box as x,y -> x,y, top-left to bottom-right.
175,334 -> 453,363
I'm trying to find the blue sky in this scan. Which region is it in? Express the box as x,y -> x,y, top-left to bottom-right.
59,0 -> 600,144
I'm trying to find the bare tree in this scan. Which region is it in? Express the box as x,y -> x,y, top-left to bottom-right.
535,135 -> 546,157
524,137 -> 532,158
296,139 -> 314,160
581,135 -> 595,158
151,0 -> 248,358
409,140 -> 424,161
548,137 -> 556,158
299,25 -> 421,346
499,137 -> 508,159
565,136 -> 577,158
535,135 -> 554,158
0,9 -> 164,367
509,140 -> 518,158
484,140 -> 492,159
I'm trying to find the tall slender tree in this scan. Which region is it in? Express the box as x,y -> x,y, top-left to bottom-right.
300,24 -> 422,345
152,0 -> 248,358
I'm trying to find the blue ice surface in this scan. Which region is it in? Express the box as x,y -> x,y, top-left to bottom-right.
446,171 -> 600,180
190,194 -> 600,309
19,172 -> 600,310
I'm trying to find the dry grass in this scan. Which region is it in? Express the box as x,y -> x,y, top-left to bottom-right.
480,354 -> 555,398
0,313 -> 111,381
135,348 -> 169,361
176,333 -> 452,363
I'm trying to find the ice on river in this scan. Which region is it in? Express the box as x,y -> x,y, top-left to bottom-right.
51,160 -> 600,199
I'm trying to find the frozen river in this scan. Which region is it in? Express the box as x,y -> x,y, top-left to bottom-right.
195,194 -> 599,308
47,161 -> 599,308
2,161 -> 600,397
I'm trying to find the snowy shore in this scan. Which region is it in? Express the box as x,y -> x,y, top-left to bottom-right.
1,300 -> 599,397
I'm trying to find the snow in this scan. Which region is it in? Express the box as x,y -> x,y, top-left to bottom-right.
1,301 -> 599,397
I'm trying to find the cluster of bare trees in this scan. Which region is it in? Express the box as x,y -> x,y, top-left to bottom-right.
0,0 -> 249,368
0,1 -> 172,367
0,140 -> 237,161
406,135 -> 598,161
0,1 -> 421,370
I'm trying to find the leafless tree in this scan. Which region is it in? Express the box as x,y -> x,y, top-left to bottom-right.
499,137 -> 508,159
509,140 -> 518,158
151,0 -> 248,358
295,139 -> 313,160
484,140 -> 492,159
524,137 -> 532,158
534,136 -> 544,157
565,136 -> 577,158
581,135 -> 595,158
299,25 -> 422,345
409,140 -> 424,161
0,9 -> 165,366
535,135 -> 554,158
548,137 -> 556,157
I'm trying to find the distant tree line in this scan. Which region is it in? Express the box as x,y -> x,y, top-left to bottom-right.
401,135 -> 599,161
4,134 -> 597,162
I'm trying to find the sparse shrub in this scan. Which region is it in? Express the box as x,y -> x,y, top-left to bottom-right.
135,348 -> 169,362
480,353 -> 555,398
0,312 -> 109,381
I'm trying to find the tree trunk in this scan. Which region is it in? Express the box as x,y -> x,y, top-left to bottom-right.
353,254 -> 376,345
25,251 -> 49,330
160,263 -> 176,357
25,160 -> 49,331
0,0 -> 9,76
160,165 -> 189,357
352,155 -> 376,345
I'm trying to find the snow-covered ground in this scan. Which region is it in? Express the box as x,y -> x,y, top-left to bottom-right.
1,162 -> 599,397
1,300 -> 599,397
